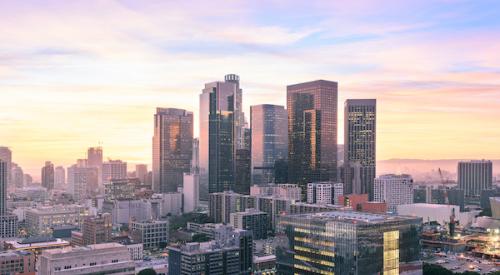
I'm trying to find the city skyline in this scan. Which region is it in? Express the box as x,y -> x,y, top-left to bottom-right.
2,1 -> 500,178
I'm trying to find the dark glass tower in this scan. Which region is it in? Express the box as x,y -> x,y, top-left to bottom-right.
200,74 -> 245,194
152,108 -> 193,193
344,99 -> 376,199
250,104 -> 288,185
287,80 -> 338,195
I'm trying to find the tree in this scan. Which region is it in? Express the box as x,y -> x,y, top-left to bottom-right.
138,268 -> 157,275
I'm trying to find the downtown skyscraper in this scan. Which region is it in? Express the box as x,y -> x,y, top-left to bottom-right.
41,161 -> 55,191
250,104 -> 288,185
344,99 -> 377,199
152,108 -> 193,193
0,147 -> 12,186
287,80 -> 338,195
458,160 -> 493,201
200,74 -> 245,194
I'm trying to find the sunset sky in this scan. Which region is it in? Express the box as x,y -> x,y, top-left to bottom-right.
1,0 -> 500,179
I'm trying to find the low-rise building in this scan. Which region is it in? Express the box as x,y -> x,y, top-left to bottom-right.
38,243 -> 135,275
130,219 -> 169,250
0,250 -> 35,274
25,205 -> 91,235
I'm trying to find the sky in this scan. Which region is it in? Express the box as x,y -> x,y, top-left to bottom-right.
1,0 -> 500,180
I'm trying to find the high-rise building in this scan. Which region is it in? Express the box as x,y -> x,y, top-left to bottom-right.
11,162 -> 24,188
235,149 -> 251,195
230,208 -> 268,240
183,173 -> 199,213
102,159 -> 127,184
0,147 -> 12,186
153,108 -> 193,193
276,211 -> 422,275
54,166 -> 65,189
344,99 -> 376,199
41,161 -> 55,191
135,164 -> 148,184
67,161 -> 99,201
38,243 -> 135,275
250,104 -> 288,185
200,74 -> 245,194
374,174 -> 414,213
458,160 -> 493,201
87,146 -> 103,185
82,213 -> 112,245
287,80 -> 338,195
0,160 -> 7,215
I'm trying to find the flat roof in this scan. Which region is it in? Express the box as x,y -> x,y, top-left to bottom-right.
284,210 -> 419,224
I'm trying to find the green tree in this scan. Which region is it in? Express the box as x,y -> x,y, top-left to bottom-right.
138,268 -> 157,275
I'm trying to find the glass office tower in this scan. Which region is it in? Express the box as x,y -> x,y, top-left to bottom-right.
276,211 -> 422,275
287,80 -> 338,196
199,74 -> 245,194
250,104 -> 288,185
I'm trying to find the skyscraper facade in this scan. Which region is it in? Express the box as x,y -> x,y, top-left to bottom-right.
0,147 -> 12,186
287,80 -> 338,194
0,160 -> 6,215
152,108 -> 193,193
87,146 -> 103,185
135,164 -> 148,184
374,174 -> 414,213
200,74 -> 245,194
250,104 -> 288,185
41,161 -> 55,191
54,166 -> 65,189
344,99 -> 376,199
458,160 -> 493,201
102,160 -> 127,184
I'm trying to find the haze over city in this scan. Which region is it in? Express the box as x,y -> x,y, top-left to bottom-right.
1,1 -> 500,178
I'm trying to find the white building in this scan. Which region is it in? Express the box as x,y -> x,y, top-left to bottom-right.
374,174 -> 413,213
307,182 -> 332,204
397,203 -> 478,226
38,243 -> 135,275
250,184 -> 301,201
183,173 -> 199,213
25,205 -> 92,235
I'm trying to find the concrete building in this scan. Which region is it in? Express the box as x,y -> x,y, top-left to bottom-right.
200,74 -> 245,194
11,162 -> 24,189
102,160 -> 127,184
38,243 -> 135,275
287,80 -> 338,195
250,104 -> 288,185
0,250 -> 35,274
183,173 -> 199,213
491,197 -> 500,220
1,160 -> 18,238
152,108 -> 193,193
168,228 -> 253,275
82,213 -> 112,245
130,219 -> 169,250
0,147 -> 12,186
249,184 -> 301,201
25,205 -> 91,235
458,160 -> 493,201
135,164 -> 148,184
87,146 -> 103,185
5,236 -> 70,256
67,161 -> 99,201
276,211 -> 422,275
230,208 -> 268,240
54,166 -> 65,189
41,161 -> 55,191
344,99 -> 376,199
374,174 -> 414,213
